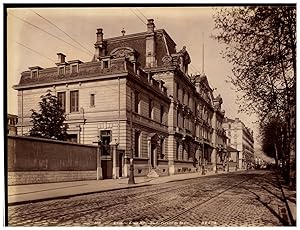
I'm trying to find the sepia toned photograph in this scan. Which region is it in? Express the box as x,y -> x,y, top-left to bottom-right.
5,4 -> 296,227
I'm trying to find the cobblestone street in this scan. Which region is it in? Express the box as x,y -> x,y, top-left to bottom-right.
7,170 -> 292,227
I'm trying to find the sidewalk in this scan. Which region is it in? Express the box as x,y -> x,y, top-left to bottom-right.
8,170 -> 230,205
276,178 -> 297,226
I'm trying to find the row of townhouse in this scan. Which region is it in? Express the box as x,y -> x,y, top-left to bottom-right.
222,117 -> 255,169
14,19 -> 228,179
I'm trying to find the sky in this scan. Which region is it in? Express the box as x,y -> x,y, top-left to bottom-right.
6,6 -> 260,145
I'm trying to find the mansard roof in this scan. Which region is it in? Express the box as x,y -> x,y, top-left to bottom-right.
103,29 -> 177,68
14,59 -> 129,89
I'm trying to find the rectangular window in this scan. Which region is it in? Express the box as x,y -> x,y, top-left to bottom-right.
183,116 -> 185,129
160,138 -> 165,159
103,60 -> 109,69
32,71 -> 38,78
187,144 -> 191,159
176,83 -> 179,100
149,99 -> 153,118
59,67 -> 65,75
160,105 -> 164,123
134,131 -> 140,157
101,130 -> 111,155
67,134 -> 78,143
134,91 -> 139,113
90,94 -> 95,107
71,65 -> 78,73
57,92 -> 66,112
182,89 -> 185,104
176,141 -> 180,160
70,90 -> 79,112
177,110 -> 180,127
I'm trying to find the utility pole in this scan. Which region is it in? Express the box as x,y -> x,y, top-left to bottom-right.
128,90 -> 135,184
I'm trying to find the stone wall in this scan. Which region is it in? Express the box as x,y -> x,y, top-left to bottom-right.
8,135 -> 98,185
8,171 -> 96,185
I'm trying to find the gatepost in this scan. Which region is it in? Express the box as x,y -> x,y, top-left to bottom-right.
93,136 -> 103,180
110,139 -> 119,179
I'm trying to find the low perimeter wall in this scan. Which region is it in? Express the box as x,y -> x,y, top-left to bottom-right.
8,135 -> 98,185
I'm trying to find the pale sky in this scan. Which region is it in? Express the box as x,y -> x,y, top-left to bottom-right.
6,7 -> 259,144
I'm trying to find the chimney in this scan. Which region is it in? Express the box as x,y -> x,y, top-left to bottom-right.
96,28 -> 103,43
57,53 -> 66,63
94,28 -> 107,60
145,19 -> 157,68
147,19 -> 155,33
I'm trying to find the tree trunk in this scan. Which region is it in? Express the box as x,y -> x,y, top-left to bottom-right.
274,142 -> 279,170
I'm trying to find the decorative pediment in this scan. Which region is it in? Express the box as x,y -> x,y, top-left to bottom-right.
110,47 -> 138,60
147,132 -> 159,142
162,55 -> 173,66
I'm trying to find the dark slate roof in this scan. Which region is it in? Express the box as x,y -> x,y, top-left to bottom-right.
104,29 -> 177,68
15,60 -> 128,88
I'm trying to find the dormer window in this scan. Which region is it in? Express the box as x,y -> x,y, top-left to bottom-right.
71,64 -> 78,73
103,60 -> 109,69
58,66 -> 65,75
29,66 -> 43,79
68,60 -> 82,74
31,70 -> 38,79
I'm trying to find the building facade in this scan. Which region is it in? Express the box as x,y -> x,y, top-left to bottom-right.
222,117 -> 254,168
14,19 -> 227,179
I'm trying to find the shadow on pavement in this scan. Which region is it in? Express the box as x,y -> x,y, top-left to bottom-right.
242,186 -> 289,226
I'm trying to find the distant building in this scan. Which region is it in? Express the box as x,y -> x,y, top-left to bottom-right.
13,19 -> 227,179
7,114 -> 18,135
226,145 -> 239,163
222,117 -> 254,169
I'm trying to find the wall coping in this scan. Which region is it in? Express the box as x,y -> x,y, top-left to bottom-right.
8,135 -> 98,148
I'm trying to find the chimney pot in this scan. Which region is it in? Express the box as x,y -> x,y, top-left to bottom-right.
96,28 -> 103,42
147,19 -> 155,33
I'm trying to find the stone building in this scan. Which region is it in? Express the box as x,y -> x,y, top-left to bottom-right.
14,19 -> 227,179
222,117 -> 254,169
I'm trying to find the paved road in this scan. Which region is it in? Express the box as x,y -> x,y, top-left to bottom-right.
7,170 -> 290,226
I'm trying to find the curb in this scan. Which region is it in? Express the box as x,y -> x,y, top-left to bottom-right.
7,184 -> 152,206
